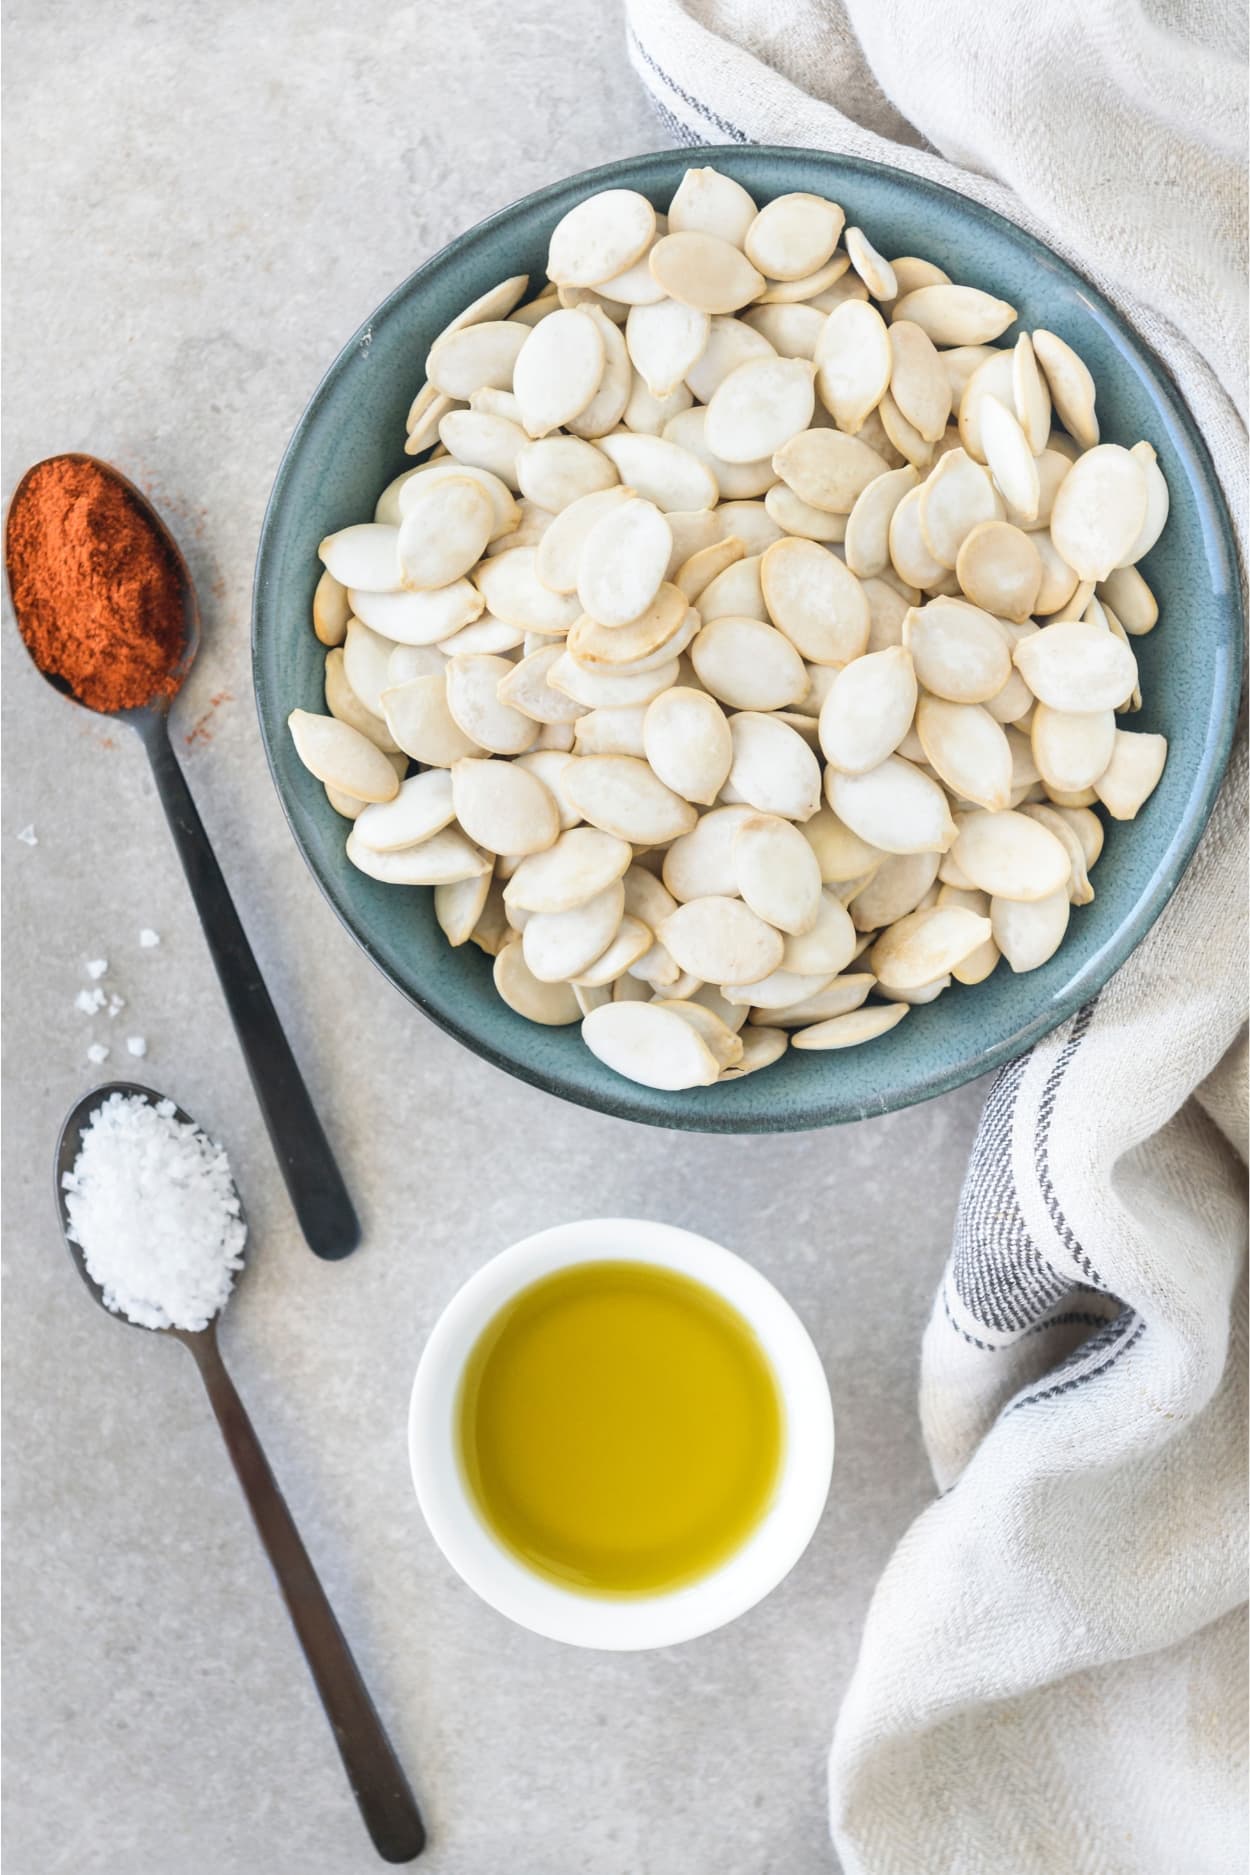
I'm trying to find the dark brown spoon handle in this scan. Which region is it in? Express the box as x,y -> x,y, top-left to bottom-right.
137,711 -> 360,1261
185,1328 -> 425,1863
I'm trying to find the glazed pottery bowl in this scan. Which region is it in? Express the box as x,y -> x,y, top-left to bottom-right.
254,146 -> 1242,1133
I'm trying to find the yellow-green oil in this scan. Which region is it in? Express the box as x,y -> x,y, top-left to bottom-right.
457,1260 -> 783,1597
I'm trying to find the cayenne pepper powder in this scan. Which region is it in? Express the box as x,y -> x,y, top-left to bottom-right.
6,455 -> 187,713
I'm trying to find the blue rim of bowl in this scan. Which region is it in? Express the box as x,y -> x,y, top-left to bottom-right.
253,145 -> 1243,1133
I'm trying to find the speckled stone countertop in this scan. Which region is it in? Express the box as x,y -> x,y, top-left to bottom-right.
1,6 -> 989,1869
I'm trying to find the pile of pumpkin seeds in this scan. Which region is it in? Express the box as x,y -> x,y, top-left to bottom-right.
289,168 -> 1169,1093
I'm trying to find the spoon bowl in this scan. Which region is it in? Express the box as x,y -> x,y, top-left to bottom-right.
54,1079 -> 245,1340
53,1083 -> 424,1861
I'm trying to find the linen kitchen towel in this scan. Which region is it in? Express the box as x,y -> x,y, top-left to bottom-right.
625,4 -> 1248,1871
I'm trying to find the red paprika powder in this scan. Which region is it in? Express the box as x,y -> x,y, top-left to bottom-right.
5,455 -> 187,713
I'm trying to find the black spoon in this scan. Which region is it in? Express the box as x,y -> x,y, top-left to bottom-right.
55,1083 -> 425,1863
8,454 -> 358,1260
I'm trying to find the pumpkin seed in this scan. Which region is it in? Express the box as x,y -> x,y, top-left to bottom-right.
870,904 -> 992,989
726,712 -> 822,820
450,756 -> 560,856
434,616 -> 520,657
916,697 -> 1012,811
954,520 -> 1042,621
504,826 -> 632,914
704,356 -> 816,464
891,285 -> 1016,346
559,305 -> 633,438
434,869 -> 494,948
1097,563 -> 1158,635
511,309 -> 605,438
1001,448 -> 1070,533
979,397 -> 1039,522
727,813 -> 821,935
842,225 -> 896,300
628,939 -> 681,988
797,807 -> 885,884
523,878 -> 625,982
773,428 -> 890,512
534,486 -> 633,594
649,231 -> 765,314
288,709 -> 401,803
668,166 -> 758,246
473,548 -> 580,635
918,449 -> 999,569
818,647 -> 917,775
674,535 -> 745,602
716,1024 -> 787,1079
745,194 -> 844,281
515,435 -> 617,513
650,999 -> 743,1070
324,649 -> 401,751
888,320 -> 951,443
697,554 -> 766,621
1050,444 -> 1149,580
569,582 -> 688,669
662,404 -> 777,502
426,321 -> 527,400
1094,729 -> 1167,819
399,460 -> 519,539
690,616 -> 808,711
813,300 -> 892,432
685,316 -> 776,402
512,750 -> 581,830
1031,530 -> 1082,616
624,374 -> 694,434
844,464 -> 919,578
1032,330 -> 1099,449
904,599 -> 1012,702
437,274 -> 530,341
991,887 -> 1071,972
573,707 -> 647,757
404,394 -> 457,457
342,617 -> 399,718
1029,703 -> 1116,794
1012,620 -> 1137,712
775,887 -> 857,976
494,939 -> 581,1024
392,477 -> 493,593
613,973 -> 653,1002
353,769 -> 456,852
625,298 -> 710,398
572,915 -> 654,986
766,974 -> 874,1026
548,653 -> 680,709
380,673 -> 481,767
562,754 -> 696,844
642,686 -> 732,806
581,999 -> 721,1088
888,486 -> 946,587
312,569 -> 351,648
319,523 -> 402,593
345,821 -> 487,885
762,484 -> 845,542
849,851 -> 940,930
1018,804 -> 1094,905
791,1002 -> 908,1049
497,645 -> 588,725
546,188 -> 657,287
760,539 -> 869,666
574,498 -> 673,626
659,895 -> 785,985
720,966 -> 834,1010
596,431 -> 718,512
951,808 -> 1070,900
1011,332 -> 1051,453
956,349 -> 1016,462
1120,441 -> 1169,565
660,806 -> 750,901
807,274 -> 870,312
742,302 -> 827,357
827,757 -> 956,855
444,654 -> 539,755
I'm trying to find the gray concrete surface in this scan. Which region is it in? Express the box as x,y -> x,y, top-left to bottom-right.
1,6 -> 991,1870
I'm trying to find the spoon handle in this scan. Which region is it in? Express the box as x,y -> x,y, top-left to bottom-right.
138,714 -> 359,1260
186,1330 -> 426,1863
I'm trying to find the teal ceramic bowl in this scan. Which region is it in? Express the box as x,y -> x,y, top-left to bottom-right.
254,146 -> 1242,1133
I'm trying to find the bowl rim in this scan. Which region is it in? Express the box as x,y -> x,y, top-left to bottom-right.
406,1217 -> 835,1650
253,143 -> 1244,1134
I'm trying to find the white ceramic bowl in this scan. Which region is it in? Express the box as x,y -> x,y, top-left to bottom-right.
408,1218 -> 834,1650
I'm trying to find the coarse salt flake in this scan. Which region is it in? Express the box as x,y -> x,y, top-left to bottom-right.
107,994 -> 125,1019
86,959 -> 108,980
17,825 -> 38,846
75,988 -> 107,1015
126,1036 -> 147,1057
62,1092 -> 245,1331
139,929 -> 161,948
86,1043 -> 110,1065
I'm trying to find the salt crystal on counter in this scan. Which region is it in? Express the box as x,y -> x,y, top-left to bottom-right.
86,1043 -> 110,1065
17,826 -> 38,846
62,1092 -> 245,1330
126,1036 -> 147,1057
138,929 -> 160,948
107,994 -> 125,1019
85,959 -> 108,980
75,988 -> 107,1015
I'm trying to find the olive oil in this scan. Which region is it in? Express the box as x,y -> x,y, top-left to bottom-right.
457,1259 -> 783,1597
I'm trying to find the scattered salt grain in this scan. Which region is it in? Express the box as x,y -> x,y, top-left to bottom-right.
126,1036 -> 147,1058
75,988 -> 107,1015
86,959 -> 108,980
62,1092 -> 245,1331
86,1043 -> 110,1065
107,994 -> 126,1019
139,929 -> 161,949
17,825 -> 38,846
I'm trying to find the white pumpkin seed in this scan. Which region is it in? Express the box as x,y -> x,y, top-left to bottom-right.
345,823 -> 488,886
704,356 -> 816,463
685,316 -> 776,402
434,869 -> 494,947
877,391 -> 935,471
353,769 -> 456,851
513,750 -> 582,830
534,486 -> 633,594
791,1003 -> 908,1049
764,483 -> 848,542
1031,529 -> 1082,616
663,405 -> 777,502
288,710 -> 400,803
643,686 -> 732,806
312,570 -> 350,647
473,548 -> 580,635
767,974 -> 874,1026
1029,703 -> 1116,794
772,428 -> 889,513
818,647 -> 917,775
451,756 -> 560,856
843,225 -> 897,300
497,645 -> 588,725
503,826 -> 632,914
625,298 -> 710,398
888,320 -> 951,443
319,523 -> 402,593
891,285 -> 1016,346
991,887 -> 1071,972
558,305 -> 633,439
742,301 -> 828,358
918,449 -> 999,570
624,374 -> 695,434
1032,330 -> 1099,449
1120,441 -> 1169,565
404,393 -> 457,457
573,706 -> 647,758
493,939 -> 581,1023
844,464 -> 919,578
661,806 -> 752,901
979,397 -> 1039,523
744,194 -> 844,281
398,459 -> 519,540
596,431 -> 718,512
727,712 -> 822,820
870,904 -> 992,989
904,599 -> 1012,702
916,697 -> 1013,812
380,674 -> 482,767
653,1000 -> 745,1070
774,889 -> 857,976
811,299 -> 892,433
649,231 -> 765,314
888,486 -> 946,588
1097,563 -> 1158,635
571,915 -> 653,987
1094,729 -> 1167,819
674,535 -> 745,602
1011,332 -> 1051,453
1050,444 -> 1149,580
394,477 -> 495,592
581,999 -> 720,1089
954,521 -> 1042,621
759,537 -> 870,664
325,648 -> 401,751
659,896 -> 785,985
799,807 -> 885,883
513,309 -> 605,438
513,436 -> 616,514
848,851 -> 939,930
546,189 -> 657,288
426,321 -> 527,400
956,349 -> 1016,462
350,580 -> 482,646
442,654 -> 538,756
1013,620 -> 1137,712
951,809 -> 1071,900
826,757 -> 956,855
437,275 -> 529,342
732,813 -> 822,935
668,166 -> 758,246
690,615 -> 808,711
575,498 -> 673,627
696,554 -> 765,621
523,878 -> 625,982
548,652 -> 679,709
562,753 -> 695,845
